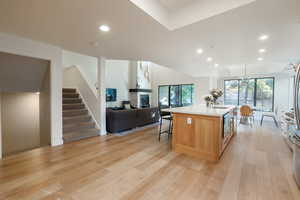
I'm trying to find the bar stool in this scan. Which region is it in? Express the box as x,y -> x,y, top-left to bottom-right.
158,108 -> 173,141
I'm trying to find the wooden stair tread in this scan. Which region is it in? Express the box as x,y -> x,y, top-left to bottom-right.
63,128 -> 99,143
63,93 -> 79,98
63,103 -> 84,106
63,109 -> 88,116
63,115 -> 91,124
63,115 -> 90,120
63,128 -> 99,135
62,88 -> 98,143
62,88 -> 77,93
64,121 -> 94,128
63,104 -> 85,110
63,108 -> 88,113
63,108 -> 86,112
63,98 -> 81,100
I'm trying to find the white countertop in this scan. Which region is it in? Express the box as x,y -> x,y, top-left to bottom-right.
162,105 -> 236,117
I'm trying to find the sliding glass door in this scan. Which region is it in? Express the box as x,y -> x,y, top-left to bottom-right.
239,79 -> 255,106
158,86 -> 169,107
158,84 -> 194,108
181,85 -> 194,106
170,85 -> 181,107
224,80 -> 239,105
224,77 -> 274,112
256,78 -> 274,112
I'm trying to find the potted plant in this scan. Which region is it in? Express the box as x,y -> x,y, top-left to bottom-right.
204,95 -> 214,107
210,89 -> 223,104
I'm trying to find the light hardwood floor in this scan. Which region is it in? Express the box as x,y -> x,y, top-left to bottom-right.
0,122 -> 299,200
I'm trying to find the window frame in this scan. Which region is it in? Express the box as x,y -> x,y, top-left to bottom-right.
158,84 -> 194,108
224,77 -> 275,112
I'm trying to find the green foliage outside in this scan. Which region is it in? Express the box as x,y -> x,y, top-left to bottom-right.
225,78 -> 274,111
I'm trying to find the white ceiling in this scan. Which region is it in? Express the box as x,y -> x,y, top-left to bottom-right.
130,0 -> 256,30
158,0 -> 196,12
0,0 -> 299,77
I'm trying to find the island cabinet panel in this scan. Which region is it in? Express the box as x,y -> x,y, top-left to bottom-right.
172,113 -> 222,162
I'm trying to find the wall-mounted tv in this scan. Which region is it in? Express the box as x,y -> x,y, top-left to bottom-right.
106,88 -> 117,102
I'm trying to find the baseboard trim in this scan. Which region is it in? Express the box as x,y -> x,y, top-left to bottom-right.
51,137 -> 64,146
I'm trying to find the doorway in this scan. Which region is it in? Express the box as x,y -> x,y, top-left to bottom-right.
0,52 -> 51,157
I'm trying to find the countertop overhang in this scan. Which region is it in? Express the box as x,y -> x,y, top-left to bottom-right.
163,105 -> 236,117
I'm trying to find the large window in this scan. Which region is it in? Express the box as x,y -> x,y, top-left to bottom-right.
224,78 -> 274,112
256,78 -> 274,112
224,80 -> 239,105
239,79 -> 255,106
158,84 -> 194,108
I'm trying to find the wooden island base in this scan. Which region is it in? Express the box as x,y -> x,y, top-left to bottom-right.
171,108 -> 236,162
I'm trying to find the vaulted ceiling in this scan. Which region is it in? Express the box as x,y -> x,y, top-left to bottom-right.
159,0 -> 196,12
0,0 -> 299,77
130,0 -> 256,30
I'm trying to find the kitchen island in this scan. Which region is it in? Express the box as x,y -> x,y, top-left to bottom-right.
164,105 -> 237,162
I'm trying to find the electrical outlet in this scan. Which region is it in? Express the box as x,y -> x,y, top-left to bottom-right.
187,117 -> 192,125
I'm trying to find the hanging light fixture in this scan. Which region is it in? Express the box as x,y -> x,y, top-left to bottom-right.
240,64 -> 249,87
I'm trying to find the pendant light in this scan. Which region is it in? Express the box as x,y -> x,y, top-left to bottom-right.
240,64 -> 249,87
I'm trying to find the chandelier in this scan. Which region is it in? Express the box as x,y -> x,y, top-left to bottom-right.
240,64 -> 249,86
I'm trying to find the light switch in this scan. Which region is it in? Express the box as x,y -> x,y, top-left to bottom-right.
187,117 -> 192,125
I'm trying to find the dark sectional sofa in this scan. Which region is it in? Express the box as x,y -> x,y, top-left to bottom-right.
106,107 -> 160,133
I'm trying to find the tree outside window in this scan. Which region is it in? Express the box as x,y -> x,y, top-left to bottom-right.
224,78 -> 274,112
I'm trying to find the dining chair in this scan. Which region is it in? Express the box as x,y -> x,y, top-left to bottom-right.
240,105 -> 254,127
260,107 -> 279,127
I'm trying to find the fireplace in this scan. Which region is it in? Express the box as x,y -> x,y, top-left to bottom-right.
140,94 -> 150,108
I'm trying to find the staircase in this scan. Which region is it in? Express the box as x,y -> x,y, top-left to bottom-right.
63,88 -> 99,143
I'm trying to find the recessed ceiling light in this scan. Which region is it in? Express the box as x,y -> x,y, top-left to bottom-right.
259,35 -> 269,41
257,57 -> 264,61
99,25 -> 110,32
207,57 -> 213,62
214,64 -> 219,67
259,48 -> 266,53
196,48 -> 204,54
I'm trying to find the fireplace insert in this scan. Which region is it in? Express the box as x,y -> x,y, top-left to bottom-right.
140,94 -> 150,108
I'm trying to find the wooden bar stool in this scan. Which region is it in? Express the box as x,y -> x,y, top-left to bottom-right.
158,109 -> 173,141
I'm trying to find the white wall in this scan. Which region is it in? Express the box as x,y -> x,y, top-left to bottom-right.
0,32 -> 63,148
137,61 -> 152,89
62,50 -> 98,95
150,63 -> 211,107
105,60 -> 130,107
106,60 -> 211,109
62,51 -> 107,135
129,61 -> 153,108
274,75 -> 294,111
63,66 -> 100,129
